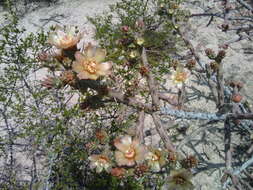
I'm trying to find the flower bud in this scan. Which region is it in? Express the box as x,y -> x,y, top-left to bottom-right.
135,19 -> 145,28
121,25 -> 130,32
210,61 -> 219,71
186,59 -> 196,70
170,59 -> 179,70
139,66 -> 149,76
216,50 -> 226,62
95,129 -> 108,144
181,155 -> 198,169
60,70 -> 75,85
205,48 -> 216,59
136,37 -> 145,46
111,167 -> 126,178
134,164 -> 148,177
232,94 -> 243,103
221,23 -> 229,31
129,50 -> 139,58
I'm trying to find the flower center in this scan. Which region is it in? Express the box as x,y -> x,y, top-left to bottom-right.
151,154 -> 159,162
175,72 -> 187,82
98,156 -> 109,165
59,35 -> 73,46
84,60 -> 97,74
62,35 -> 72,42
173,176 -> 186,185
125,147 -> 136,159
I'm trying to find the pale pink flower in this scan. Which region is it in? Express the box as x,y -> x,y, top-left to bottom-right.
114,135 -> 147,167
72,44 -> 112,80
88,154 -> 111,173
146,148 -> 166,172
48,25 -> 82,49
171,67 -> 190,88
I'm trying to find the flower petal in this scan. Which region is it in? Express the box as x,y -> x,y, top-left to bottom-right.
150,162 -> 161,172
114,138 -> 130,152
88,155 -> 99,161
176,82 -> 183,88
66,25 -> 76,36
97,61 -> 112,76
120,135 -> 132,146
94,48 -> 106,63
96,166 -> 103,173
56,30 -> 67,39
135,146 -> 147,163
115,151 -> 128,166
48,33 -> 60,46
54,24 -> 63,31
104,163 -> 111,172
77,71 -> 96,80
74,51 -> 85,62
88,73 -> 99,80
84,43 -> 96,58
132,138 -> 141,147
72,61 -> 83,73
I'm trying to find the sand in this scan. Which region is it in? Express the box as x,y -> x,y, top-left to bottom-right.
0,0 -> 252,189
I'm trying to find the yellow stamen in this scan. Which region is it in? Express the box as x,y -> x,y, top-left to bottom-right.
151,154 -> 159,162
174,176 -> 186,185
84,60 -> 97,74
174,72 -> 187,82
125,147 -> 136,159
98,156 -> 109,165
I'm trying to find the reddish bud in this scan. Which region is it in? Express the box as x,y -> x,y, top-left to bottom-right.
139,66 -> 149,76
181,155 -> 198,169
60,70 -> 75,85
210,61 -> 219,71
236,82 -> 243,91
135,19 -> 145,28
232,94 -> 243,103
221,23 -> 229,32
134,164 -> 148,177
37,52 -> 49,62
186,59 -> 196,70
121,25 -> 130,32
217,50 -> 226,59
205,48 -> 216,59
111,167 -> 125,178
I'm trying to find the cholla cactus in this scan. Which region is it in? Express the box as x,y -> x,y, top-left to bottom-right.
72,44 -> 112,80
114,135 -> 147,167
48,25 -> 82,49
88,154 -> 111,173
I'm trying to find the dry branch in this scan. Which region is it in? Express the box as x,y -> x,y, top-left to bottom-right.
142,47 -> 176,151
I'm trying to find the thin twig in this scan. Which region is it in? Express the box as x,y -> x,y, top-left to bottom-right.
136,110 -> 145,144
142,47 -> 176,151
177,26 -> 205,69
236,0 -> 253,12
161,106 -> 253,121
152,113 -> 176,152
217,59 -> 225,107
223,0 -> 230,32
224,118 -> 232,171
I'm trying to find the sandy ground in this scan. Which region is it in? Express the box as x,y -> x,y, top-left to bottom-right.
0,0 -> 253,189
